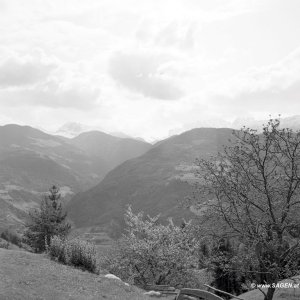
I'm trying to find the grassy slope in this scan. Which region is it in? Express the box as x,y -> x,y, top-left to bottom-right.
0,248 -> 150,300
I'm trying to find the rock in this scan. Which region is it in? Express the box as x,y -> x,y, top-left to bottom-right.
144,290 -> 162,297
104,274 -> 122,281
104,274 -> 130,287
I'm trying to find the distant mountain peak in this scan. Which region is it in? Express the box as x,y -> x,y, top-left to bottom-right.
55,122 -> 91,138
109,131 -> 132,139
109,131 -> 148,143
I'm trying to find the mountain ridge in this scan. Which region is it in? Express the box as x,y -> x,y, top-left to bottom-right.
0,124 -> 151,231
67,127 -> 234,230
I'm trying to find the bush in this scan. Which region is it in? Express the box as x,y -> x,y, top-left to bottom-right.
48,236 -> 98,273
48,235 -> 67,263
1,229 -> 22,247
101,206 -> 201,288
65,238 -> 98,273
0,238 -> 9,249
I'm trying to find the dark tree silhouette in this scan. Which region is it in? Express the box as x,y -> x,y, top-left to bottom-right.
24,185 -> 71,253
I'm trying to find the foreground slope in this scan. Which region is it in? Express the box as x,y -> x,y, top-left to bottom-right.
68,128 -> 233,228
0,248 -> 150,300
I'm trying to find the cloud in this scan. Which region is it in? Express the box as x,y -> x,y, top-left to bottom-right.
0,79 -> 100,110
135,19 -> 200,51
0,49 -> 100,110
209,47 -> 300,116
153,21 -> 199,50
0,55 -> 56,88
108,52 -> 184,100
0,0 -> 299,141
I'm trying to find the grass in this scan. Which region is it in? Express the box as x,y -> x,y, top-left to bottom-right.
0,248 -> 152,300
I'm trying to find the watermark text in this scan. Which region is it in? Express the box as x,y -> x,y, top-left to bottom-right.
251,282 -> 300,289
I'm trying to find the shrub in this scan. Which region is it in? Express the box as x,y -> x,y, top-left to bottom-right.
1,229 -> 22,247
0,238 -> 9,249
48,235 -> 67,263
101,206 -> 201,288
48,236 -> 98,273
66,238 -> 98,273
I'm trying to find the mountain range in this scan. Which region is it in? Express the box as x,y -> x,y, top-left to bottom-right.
2,115 -> 300,234
67,128 -> 234,231
55,122 -> 147,142
0,124 -> 150,231
67,115 -> 300,232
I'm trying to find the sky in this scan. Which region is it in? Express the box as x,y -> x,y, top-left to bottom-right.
0,0 -> 300,141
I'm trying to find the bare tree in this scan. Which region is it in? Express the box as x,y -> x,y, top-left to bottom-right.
194,118 -> 300,300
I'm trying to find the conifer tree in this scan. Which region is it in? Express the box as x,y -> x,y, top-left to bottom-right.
24,185 -> 71,253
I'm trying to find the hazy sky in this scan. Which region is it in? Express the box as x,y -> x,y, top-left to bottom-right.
0,0 -> 300,140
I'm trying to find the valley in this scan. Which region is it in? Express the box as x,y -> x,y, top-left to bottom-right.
0,124 -> 150,232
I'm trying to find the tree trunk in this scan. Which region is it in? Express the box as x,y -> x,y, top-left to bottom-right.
265,287 -> 275,300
